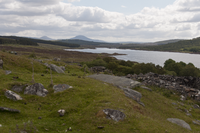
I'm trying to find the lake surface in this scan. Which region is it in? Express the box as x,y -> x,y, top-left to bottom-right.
65,48 -> 200,68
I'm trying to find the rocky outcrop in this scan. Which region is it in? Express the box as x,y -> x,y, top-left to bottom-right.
167,118 -> 191,130
103,109 -> 125,122
24,83 -> 48,97
5,90 -> 22,101
53,84 -> 72,93
89,74 -> 144,105
0,59 -> 3,69
0,107 -> 20,113
127,72 -> 200,101
88,74 -> 141,88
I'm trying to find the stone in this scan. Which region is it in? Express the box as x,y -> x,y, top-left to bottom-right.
0,59 -> 3,69
167,118 -> 191,130
53,84 -> 72,93
24,83 -> 48,97
103,109 -> 125,122
193,120 -> 200,125
60,66 -> 66,71
193,104 -> 200,109
11,85 -> 26,93
180,95 -> 186,101
50,64 -> 65,73
118,86 -> 142,102
5,90 -> 22,101
0,124 -> 2,127
141,86 -> 152,91
0,107 -> 20,113
58,109 -> 65,116
88,74 -> 141,88
54,58 -> 61,61
5,70 -> 12,75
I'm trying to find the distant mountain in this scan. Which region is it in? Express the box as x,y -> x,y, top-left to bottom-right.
70,35 -> 105,42
40,36 -> 53,40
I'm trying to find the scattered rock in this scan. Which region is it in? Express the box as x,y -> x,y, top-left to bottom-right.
5,70 -> 12,75
180,95 -> 186,101
0,124 -> 2,127
103,109 -> 125,122
49,64 -> 65,74
0,107 -> 20,113
193,120 -> 200,125
167,118 -> 191,130
11,85 -> 26,93
60,66 -> 66,71
58,109 -> 65,117
38,117 -> 42,119
128,72 -> 200,101
53,84 -> 72,93
24,83 -> 48,97
54,58 -> 61,61
172,102 -> 177,105
193,104 -> 200,109
5,90 -> 22,101
141,86 -> 152,91
97,126 -> 104,129
0,59 -> 3,69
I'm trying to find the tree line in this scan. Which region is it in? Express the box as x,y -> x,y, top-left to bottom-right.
82,57 -> 200,77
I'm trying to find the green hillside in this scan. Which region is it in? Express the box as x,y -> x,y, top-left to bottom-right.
0,46 -> 200,133
119,37 -> 200,53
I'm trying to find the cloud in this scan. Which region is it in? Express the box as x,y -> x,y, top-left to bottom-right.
67,0 -> 80,2
121,5 -> 126,8
1,0 -> 200,41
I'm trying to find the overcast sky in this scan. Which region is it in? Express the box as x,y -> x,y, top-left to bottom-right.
1,0 -> 200,42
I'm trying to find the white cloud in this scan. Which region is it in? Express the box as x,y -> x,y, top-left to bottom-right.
1,0 -> 200,41
67,0 -> 80,2
121,5 -> 126,8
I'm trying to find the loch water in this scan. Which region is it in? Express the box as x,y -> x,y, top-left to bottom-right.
65,48 -> 200,68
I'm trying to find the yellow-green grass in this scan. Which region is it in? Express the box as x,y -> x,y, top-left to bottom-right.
0,51 -> 200,133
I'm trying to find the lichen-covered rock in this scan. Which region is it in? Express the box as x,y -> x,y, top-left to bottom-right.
5,90 -> 22,101
167,118 -> 191,130
103,109 -> 125,122
24,83 -> 48,97
53,84 -> 72,93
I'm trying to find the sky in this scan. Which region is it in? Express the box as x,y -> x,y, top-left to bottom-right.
1,0 -> 200,42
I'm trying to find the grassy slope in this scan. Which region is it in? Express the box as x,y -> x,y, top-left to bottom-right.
0,50 -> 200,133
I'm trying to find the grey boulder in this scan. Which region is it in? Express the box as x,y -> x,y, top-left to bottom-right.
50,64 -> 65,74
5,90 -> 22,101
24,83 -> 48,97
0,107 -> 20,113
103,109 -> 125,122
167,118 -> 191,130
53,84 -> 72,93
